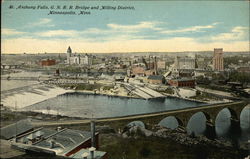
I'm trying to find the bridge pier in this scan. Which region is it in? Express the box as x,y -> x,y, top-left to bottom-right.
230,118 -> 241,134
205,120 -> 216,140
177,126 -> 186,133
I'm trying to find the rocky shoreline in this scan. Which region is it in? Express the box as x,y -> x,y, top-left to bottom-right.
120,125 -> 249,157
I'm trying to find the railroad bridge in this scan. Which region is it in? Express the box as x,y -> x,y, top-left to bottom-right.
99,101 -> 249,136
32,101 -> 249,138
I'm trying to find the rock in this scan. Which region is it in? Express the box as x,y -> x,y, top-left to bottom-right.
142,128 -> 153,137
123,125 -> 153,138
122,132 -> 128,138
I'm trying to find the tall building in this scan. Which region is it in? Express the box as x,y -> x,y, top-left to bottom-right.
67,46 -> 72,64
213,48 -> 224,71
66,46 -> 92,65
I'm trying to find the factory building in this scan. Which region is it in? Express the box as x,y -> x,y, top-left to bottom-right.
168,78 -> 196,88
0,120 -> 107,159
174,56 -> 196,70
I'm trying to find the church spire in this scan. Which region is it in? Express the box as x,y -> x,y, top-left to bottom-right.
67,46 -> 72,54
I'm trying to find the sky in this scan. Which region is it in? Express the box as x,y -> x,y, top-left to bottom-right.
1,0 -> 250,54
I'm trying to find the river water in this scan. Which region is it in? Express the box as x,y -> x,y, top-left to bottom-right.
21,92 -> 249,143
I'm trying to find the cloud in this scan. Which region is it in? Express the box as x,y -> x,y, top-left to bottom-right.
35,30 -> 78,37
2,22 -> 249,53
28,18 -> 55,27
2,29 -> 26,36
161,22 -> 219,34
32,21 -> 163,39
107,21 -> 163,31
210,26 -> 249,41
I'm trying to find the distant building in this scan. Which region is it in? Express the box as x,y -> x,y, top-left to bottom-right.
132,66 -> 145,76
178,69 -> 193,77
147,75 -> 165,84
237,66 -> 250,73
157,61 -> 166,70
145,70 -> 156,76
174,56 -> 196,69
196,57 -> 207,70
66,46 -> 72,64
66,46 -> 92,65
168,78 -> 196,88
40,59 -> 56,66
213,48 -> 224,71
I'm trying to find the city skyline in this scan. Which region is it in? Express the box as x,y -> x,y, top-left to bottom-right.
2,1 -> 249,54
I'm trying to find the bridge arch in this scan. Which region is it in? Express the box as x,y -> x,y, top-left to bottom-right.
159,116 -> 184,130
215,108 -> 232,137
186,111 -> 212,135
240,106 -> 250,129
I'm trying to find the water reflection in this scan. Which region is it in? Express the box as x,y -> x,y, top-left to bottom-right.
159,105 -> 250,143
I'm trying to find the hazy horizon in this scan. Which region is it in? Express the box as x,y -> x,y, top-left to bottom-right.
1,50 -> 249,55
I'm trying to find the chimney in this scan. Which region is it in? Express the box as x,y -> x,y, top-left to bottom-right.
90,120 -> 96,148
82,152 -> 89,159
89,147 -> 96,159
154,56 -> 157,75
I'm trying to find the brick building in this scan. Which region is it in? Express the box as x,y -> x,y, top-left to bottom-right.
168,78 -> 196,88
40,59 -> 56,66
147,75 -> 165,84
132,66 -> 145,76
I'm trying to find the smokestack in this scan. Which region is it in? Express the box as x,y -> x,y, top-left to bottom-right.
82,152 -> 89,159
91,120 -> 96,148
89,147 -> 96,159
154,56 -> 157,75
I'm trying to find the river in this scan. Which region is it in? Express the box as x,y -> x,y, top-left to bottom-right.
21,92 -> 249,143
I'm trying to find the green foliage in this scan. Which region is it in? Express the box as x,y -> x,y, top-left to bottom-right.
224,56 -> 250,68
190,91 -> 220,101
102,85 -> 113,91
160,88 -> 174,94
229,71 -> 250,84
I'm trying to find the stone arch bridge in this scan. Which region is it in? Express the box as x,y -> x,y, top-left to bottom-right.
33,101 -> 249,137
96,101 -> 249,136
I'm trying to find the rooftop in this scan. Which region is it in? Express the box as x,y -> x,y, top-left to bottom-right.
0,119 -> 34,140
148,75 -> 164,80
33,128 -> 94,155
170,78 -> 195,82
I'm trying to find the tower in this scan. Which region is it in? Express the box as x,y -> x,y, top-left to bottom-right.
213,48 -> 224,71
66,46 -> 72,64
